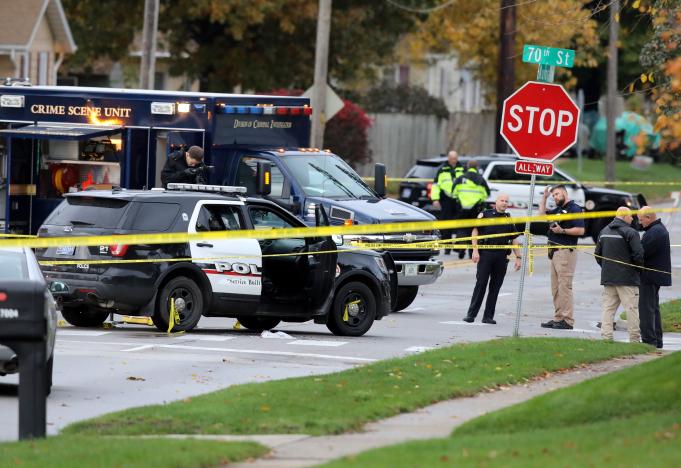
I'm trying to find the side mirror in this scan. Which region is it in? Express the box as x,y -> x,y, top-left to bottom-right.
256,162 -> 272,196
315,204 -> 330,227
49,281 -> 68,296
374,163 -> 386,198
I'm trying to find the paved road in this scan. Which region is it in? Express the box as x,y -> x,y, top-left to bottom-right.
1,211 -> 679,440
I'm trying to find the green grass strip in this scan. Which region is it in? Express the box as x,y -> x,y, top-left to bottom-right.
325,348 -> 681,467
64,338 -> 649,437
661,298 -> 681,333
0,436 -> 267,468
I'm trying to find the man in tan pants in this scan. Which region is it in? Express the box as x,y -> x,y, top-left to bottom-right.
539,185 -> 585,330
595,207 -> 644,342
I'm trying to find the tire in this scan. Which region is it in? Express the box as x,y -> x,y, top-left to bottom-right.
237,316 -> 281,331
45,355 -> 54,396
326,281 -> 376,337
61,306 -> 109,327
393,286 -> 419,312
152,276 -> 204,332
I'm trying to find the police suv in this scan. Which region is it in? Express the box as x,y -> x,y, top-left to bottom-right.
36,184 -> 394,336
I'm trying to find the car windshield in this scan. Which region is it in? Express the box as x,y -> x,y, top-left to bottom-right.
281,154 -> 375,199
406,163 -> 440,179
0,250 -> 28,279
43,197 -> 130,229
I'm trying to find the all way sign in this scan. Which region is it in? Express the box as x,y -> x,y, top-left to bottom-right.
514,160 -> 554,176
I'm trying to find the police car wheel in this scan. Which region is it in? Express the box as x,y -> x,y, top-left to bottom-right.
237,316 -> 281,331
61,306 -> 109,327
393,286 -> 419,312
153,276 -> 204,332
326,281 -> 376,337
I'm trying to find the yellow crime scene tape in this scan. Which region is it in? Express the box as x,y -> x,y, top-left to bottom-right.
365,177 -> 681,186
2,207 -> 677,251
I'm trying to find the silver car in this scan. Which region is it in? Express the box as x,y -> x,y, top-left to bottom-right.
0,248 -> 59,395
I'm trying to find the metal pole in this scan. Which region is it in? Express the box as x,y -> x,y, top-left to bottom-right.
605,0 -> 619,182
311,0 -> 332,149
513,173 -> 536,337
577,89 -> 585,174
139,0 -> 159,90
495,0 -> 516,153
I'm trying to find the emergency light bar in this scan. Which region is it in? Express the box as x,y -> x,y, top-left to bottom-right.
166,183 -> 247,194
217,105 -> 312,116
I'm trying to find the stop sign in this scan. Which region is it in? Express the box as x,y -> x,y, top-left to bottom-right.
500,81 -> 580,161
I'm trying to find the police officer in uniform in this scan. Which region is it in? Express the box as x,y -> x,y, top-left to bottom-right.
463,193 -> 522,323
430,150 -> 464,255
452,160 -> 490,259
161,145 -> 205,188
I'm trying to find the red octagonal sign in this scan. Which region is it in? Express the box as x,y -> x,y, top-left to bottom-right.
501,81 -> 580,161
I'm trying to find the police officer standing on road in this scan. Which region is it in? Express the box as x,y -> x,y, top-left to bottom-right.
452,160 -> 490,259
539,185 -> 585,330
161,145 -> 205,188
431,150 -> 464,255
463,193 -> 522,324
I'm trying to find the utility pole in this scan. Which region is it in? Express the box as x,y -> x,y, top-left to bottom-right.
495,0 -> 516,153
311,0 -> 332,148
605,0 -> 619,182
139,0 -> 159,90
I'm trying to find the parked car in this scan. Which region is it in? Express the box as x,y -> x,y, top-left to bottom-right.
0,248 -> 59,395
399,154 -> 647,241
36,184 -> 394,337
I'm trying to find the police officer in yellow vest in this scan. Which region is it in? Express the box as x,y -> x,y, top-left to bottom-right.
431,150 -> 465,255
452,160 -> 490,258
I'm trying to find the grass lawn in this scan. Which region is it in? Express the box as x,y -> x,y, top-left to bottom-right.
0,436 -> 266,468
64,338 -> 649,437
557,159 -> 681,201
324,351 -> 681,467
661,298 -> 681,333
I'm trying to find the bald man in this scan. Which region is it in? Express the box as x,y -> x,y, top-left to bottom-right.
638,207 -> 671,348
594,207 -> 645,342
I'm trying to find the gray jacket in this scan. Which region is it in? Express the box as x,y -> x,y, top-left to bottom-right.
595,217 -> 644,286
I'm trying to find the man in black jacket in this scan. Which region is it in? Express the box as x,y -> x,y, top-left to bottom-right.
638,207 -> 672,348
595,207 -> 645,342
161,146 -> 205,188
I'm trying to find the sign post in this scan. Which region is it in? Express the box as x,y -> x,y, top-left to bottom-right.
502,45 -> 579,337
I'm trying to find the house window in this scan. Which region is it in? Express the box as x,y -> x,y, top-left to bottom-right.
154,72 -> 165,90
38,52 -> 48,85
398,65 -> 410,86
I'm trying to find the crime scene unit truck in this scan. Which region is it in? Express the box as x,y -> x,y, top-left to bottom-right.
0,85 -> 442,311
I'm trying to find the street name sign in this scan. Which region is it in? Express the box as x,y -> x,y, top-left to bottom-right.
514,160 -> 554,176
500,81 -> 580,161
522,45 -> 575,68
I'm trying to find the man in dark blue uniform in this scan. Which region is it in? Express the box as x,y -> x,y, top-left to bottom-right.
463,193 -> 522,324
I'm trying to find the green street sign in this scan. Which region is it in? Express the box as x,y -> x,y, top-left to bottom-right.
522,44 -> 575,68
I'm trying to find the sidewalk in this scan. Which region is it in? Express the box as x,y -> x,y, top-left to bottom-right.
182,353 -> 658,467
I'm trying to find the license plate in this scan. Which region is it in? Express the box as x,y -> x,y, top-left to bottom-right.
405,264 -> 418,276
56,246 -> 75,256
401,188 -> 412,198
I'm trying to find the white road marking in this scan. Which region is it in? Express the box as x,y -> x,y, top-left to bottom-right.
404,346 -> 433,353
121,344 -> 155,352
498,293 -> 513,297
57,330 -> 111,337
287,340 -> 348,347
440,320 -> 485,326
401,307 -> 424,312
174,335 -> 235,342
57,340 -> 375,362
571,328 -> 599,334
